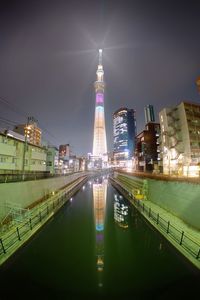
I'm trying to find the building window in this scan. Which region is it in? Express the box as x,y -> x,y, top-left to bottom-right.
0,156 -> 6,162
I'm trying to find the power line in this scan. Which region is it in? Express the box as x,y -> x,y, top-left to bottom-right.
0,96 -> 28,119
0,95 -> 63,146
0,116 -> 19,125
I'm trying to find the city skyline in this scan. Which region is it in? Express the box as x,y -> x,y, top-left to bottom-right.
0,0 -> 200,155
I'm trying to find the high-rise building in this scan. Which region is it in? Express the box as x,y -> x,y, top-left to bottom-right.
144,105 -> 155,124
13,117 -> 41,146
92,49 -> 107,164
159,101 -> 200,177
113,107 -> 136,165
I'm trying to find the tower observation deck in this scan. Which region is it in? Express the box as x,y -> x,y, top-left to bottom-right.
92,49 -> 107,165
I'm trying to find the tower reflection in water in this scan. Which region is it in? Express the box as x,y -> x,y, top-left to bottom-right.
93,177 -> 107,288
114,194 -> 129,229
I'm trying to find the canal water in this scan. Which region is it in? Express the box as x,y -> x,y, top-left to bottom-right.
0,176 -> 199,299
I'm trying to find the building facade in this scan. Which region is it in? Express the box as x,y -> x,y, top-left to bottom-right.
135,122 -> 160,172
59,144 -> 70,160
113,107 -> 136,166
13,117 -> 42,146
92,49 -> 107,165
46,146 -> 59,174
0,132 -> 47,174
144,105 -> 155,124
159,101 -> 200,177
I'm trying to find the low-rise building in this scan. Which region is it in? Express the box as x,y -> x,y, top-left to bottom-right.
0,132 -> 47,174
46,146 -> 59,174
135,122 -> 160,172
159,101 -> 200,177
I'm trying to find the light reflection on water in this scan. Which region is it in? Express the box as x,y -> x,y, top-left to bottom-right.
0,175 -> 199,299
93,176 -> 107,288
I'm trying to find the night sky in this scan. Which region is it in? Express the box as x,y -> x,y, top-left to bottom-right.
0,0 -> 200,155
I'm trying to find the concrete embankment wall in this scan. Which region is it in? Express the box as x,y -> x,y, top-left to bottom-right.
114,172 -> 200,230
0,173 -> 85,221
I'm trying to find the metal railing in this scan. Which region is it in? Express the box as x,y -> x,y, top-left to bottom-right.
115,169 -> 200,183
110,177 -> 200,261
0,176 -> 87,258
0,170 -> 86,183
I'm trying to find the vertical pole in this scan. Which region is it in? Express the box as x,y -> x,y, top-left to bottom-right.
29,218 -> 32,230
149,207 -> 151,218
196,248 -> 200,260
157,213 -> 159,225
16,227 -> 21,241
180,231 -> 184,245
0,238 -> 6,254
167,221 -> 170,234
22,117 -> 30,181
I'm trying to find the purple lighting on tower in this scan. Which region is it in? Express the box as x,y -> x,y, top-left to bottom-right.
96,93 -> 104,104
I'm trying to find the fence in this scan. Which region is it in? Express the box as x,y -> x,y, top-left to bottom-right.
0,171 -> 86,184
110,177 -> 200,261
0,176 -> 87,259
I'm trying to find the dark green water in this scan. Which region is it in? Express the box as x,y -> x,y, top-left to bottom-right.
0,177 -> 199,299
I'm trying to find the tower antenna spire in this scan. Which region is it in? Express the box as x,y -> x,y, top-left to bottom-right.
99,49 -> 103,65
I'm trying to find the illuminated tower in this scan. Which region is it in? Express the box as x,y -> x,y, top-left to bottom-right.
92,49 -> 107,161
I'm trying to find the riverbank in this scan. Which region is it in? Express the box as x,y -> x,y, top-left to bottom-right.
110,175 -> 200,270
0,175 -> 87,266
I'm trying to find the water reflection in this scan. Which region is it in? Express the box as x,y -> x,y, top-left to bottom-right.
93,177 -> 107,288
114,193 -> 129,229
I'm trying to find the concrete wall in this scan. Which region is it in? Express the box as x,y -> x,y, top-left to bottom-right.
148,179 -> 200,230
115,172 -> 200,230
0,173 -> 85,221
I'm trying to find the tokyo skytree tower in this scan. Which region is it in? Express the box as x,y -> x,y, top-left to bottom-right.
92,49 -> 107,159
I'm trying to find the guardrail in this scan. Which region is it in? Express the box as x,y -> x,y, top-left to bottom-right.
110,177 -> 200,262
115,169 -> 200,184
0,176 -> 87,260
0,171 -> 85,183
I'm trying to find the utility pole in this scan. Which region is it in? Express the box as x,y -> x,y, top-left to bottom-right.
22,116 -> 30,180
